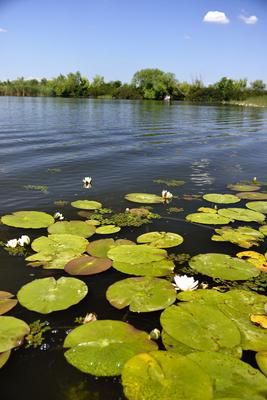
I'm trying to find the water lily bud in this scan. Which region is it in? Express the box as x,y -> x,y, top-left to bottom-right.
6,239 -> 18,248
18,235 -> 30,246
83,313 -> 97,324
149,328 -> 161,340
54,212 -> 64,220
83,177 -> 92,188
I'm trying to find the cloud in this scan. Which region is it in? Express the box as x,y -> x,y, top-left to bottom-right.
203,11 -> 230,24
0,28 -> 7,33
239,15 -> 258,24
184,35 -> 191,40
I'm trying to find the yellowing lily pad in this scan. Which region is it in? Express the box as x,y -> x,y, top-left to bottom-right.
1,211 -> 54,228
236,192 -> 267,200
0,292 -> 17,315
95,225 -> 121,234
122,351 -> 213,400
71,200 -> 102,210
112,259 -> 175,277
26,250 -> 82,270
228,183 -> 261,192
125,193 -> 163,204
203,193 -> 240,204
137,231 -> 183,248
246,201 -> 267,214
188,351 -> 267,399
63,320 -> 158,376
256,351 -> 267,376
0,350 -> 11,369
198,207 -> 217,214
87,238 -> 135,258
106,277 -> 176,312
64,256 -> 112,275
186,213 -> 232,225
259,226 -> 267,236
17,277 -> 88,314
212,226 -> 264,248
250,315 -> 267,329
48,220 -> 95,238
0,316 -> 30,352
107,244 -> 167,264
218,208 -> 265,223
160,303 -> 241,353
189,253 -> 260,280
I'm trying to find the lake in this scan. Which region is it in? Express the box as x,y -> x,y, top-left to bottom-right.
1,97 -> 267,400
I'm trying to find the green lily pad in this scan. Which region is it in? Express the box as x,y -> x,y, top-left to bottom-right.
256,351 -> 267,376
186,213 -> 232,225
106,277 -> 176,312
203,193 -> 240,204
246,202 -> 267,214
87,238 -> 135,258
112,259 -> 175,277
218,208 -> 265,223
31,234 -> 88,254
137,231 -> 184,248
0,292 -> 17,315
121,351 -> 213,400
125,193 -> 163,204
0,350 -> 11,369
259,225 -> 267,236
228,184 -> 260,192
95,225 -> 121,234
48,220 -> 95,238
0,316 -> 30,352
71,200 -> 102,210
1,211 -> 54,228
160,303 -> 241,353
188,351 -> 267,400
26,250 -> 82,270
107,244 -> 167,264
189,253 -> 260,280
17,277 -> 88,314
236,192 -> 267,200
85,219 -> 101,226
211,226 -> 264,248
65,256 -> 112,275
63,320 -> 158,376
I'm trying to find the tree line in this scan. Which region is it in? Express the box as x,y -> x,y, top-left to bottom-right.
0,69 -> 266,102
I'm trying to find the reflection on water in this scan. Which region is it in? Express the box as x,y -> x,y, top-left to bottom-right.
190,159 -> 215,187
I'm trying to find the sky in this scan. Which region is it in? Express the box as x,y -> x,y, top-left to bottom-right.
0,0 -> 266,84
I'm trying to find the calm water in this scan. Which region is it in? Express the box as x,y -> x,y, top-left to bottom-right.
1,97 -> 267,400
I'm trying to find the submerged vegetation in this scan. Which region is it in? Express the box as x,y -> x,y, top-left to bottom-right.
0,69 -> 266,104
1,178 -> 267,398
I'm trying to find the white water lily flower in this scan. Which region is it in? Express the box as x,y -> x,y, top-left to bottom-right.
18,235 -> 30,246
83,177 -> 92,188
6,239 -> 18,248
83,312 -> 97,324
162,190 -> 173,200
173,274 -> 199,291
54,212 -> 64,220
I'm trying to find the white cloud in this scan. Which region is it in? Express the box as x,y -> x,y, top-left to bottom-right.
184,35 -> 191,40
0,28 -> 7,33
203,11 -> 230,24
239,15 -> 258,24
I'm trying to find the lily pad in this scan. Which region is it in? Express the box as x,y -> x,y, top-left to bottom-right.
0,350 -> 11,369
1,211 -> 54,228
218,208 -> 265,223
256,351 -> 267,376
246,202 -> 267,214
211,226 -> 264,248
189,253 -> 260,280
236,192 -> 267,200
137,231 -> 183,248
188,351 -> 267,400
107,245 -> 167,264
228,184 -> 260,192
112,259 -> 175,277
71,200 -> 102,210
85,219 -> 101,226
31,234 -> 88,254
26,250 -> 82,270
106,277 -> 176,312
160,303 -> 241,353
0,316 -> 30,352
122,351 -> 213,400
63,320 -> 158,376
203,193 -> 240,204
186,213 -> 232,225
87,238 -> 135,258
0,291 -> 17,315
65,256 -> 112,275
95,225 -> 121,234
125,193 -> 163,204
259,225 -> 267,236
17,277 -> 88,314
48,220 -> 95,238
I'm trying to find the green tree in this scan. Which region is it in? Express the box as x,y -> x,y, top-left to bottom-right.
132,68 -> 178,100
250,80 -> 266,91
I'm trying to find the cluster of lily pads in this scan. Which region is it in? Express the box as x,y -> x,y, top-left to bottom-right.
1,182 -> 267,399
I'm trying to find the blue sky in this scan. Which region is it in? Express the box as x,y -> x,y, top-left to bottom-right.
0,0 -> 266,84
